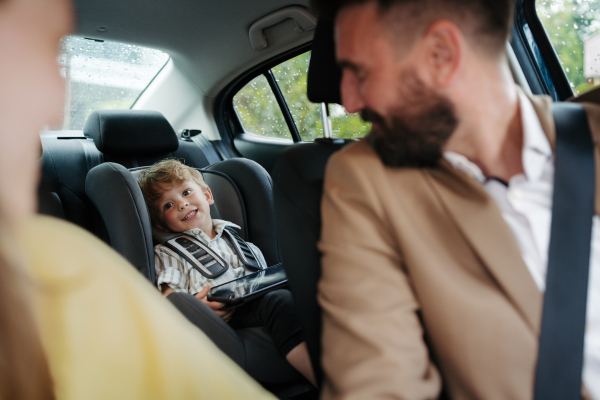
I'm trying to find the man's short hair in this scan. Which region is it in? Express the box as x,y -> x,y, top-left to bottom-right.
138,159 -> 208,219
316,0 -> 513,55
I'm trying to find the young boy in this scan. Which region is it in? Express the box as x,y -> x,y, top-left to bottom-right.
138,159 -> 315,385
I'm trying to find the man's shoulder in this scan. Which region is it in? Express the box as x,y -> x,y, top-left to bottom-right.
325,139 -> 427,184
331,138 -> 377,161
326,139 -> 382,178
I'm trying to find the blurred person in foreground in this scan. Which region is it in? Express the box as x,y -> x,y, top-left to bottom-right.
317,0 -> 600,399
0,0 -> 275,398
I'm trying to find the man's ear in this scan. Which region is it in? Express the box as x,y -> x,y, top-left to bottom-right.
204,187 -> 215,206
422,20 -> 462,87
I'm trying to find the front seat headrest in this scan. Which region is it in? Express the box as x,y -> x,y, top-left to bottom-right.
84,110 -> 179,157
307,19 -> 342,105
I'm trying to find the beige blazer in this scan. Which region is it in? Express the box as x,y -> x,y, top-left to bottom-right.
318,92 -> 600,400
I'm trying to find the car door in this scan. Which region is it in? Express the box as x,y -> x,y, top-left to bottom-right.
214,46 -> 370,173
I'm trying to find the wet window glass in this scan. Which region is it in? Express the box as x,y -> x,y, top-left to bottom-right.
233,75 -> 291,139
271,53 -> 322,141
233,51 -> 371,141
537,0 -> 600,95
328,103 -> 371,140
53,36 -> 169,130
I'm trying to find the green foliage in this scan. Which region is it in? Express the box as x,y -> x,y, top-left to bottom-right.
233,75 -> 291,139
233,51 -> 371,141
536,0 -> 600,94
329,104 -> 372,139
273,53 -> 323,141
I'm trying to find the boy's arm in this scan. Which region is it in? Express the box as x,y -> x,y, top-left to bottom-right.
155,247 -> 190,293
194,285 -> 235,322
161,285 -> 176,297
156,248 -> 234,321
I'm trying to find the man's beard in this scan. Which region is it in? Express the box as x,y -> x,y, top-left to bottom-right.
363,70 -> 458,168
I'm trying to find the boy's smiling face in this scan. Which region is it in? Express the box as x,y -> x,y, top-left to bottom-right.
154,179 -> 215,236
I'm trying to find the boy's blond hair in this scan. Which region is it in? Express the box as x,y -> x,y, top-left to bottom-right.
138,159 -> 208,223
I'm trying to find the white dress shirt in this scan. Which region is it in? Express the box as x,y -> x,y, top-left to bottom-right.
445,90 -> 600,399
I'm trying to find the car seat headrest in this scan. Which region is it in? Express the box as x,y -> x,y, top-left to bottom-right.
84,110 -> 179,157
307,19 -> 341,105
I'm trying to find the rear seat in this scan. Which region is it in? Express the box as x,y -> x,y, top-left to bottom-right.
38,110 -> 222,236
44,113 -> 308,393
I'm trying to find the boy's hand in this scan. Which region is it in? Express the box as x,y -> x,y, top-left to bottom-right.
195,284 -> 235,322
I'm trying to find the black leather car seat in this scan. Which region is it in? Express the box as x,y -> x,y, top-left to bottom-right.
272,139 -> 350,386
38,109 -> 222,237
271,19 -> 351,387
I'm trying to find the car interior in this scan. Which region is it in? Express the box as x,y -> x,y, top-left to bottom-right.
37,0 -> 600,398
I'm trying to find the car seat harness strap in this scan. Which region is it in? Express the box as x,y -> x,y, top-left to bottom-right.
164,235 -> 229,279
222,226 -> 263,271
158,228 -> 263,278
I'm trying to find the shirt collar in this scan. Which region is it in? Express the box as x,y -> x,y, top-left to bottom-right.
444,87 -> 552,184
518,89 -> 552,182
183,219 -> 241,243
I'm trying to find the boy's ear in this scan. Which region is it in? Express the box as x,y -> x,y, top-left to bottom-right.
204,187 -> 215,205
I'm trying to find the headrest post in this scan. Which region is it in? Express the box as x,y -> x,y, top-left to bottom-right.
320,103 -> 333,139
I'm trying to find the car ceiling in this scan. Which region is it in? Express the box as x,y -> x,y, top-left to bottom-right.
74,0 -> 316,98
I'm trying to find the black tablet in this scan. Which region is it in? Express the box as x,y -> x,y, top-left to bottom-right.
206,263 -> 288,308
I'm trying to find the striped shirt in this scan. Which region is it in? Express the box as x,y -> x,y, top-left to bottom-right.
155,219 -> 267,294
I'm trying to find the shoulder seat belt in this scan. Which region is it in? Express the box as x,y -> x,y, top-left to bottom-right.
534,102 -> 595,400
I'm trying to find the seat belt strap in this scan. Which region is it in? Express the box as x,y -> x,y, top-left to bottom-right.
534,102 -> 595,400
222,226 -> 263,271
191,134 -> 221,165
164,234 -> 229,279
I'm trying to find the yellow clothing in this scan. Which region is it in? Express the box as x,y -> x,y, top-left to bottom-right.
20,215 -> 274,400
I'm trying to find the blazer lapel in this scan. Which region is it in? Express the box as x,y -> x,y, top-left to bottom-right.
424,160 -> 543,335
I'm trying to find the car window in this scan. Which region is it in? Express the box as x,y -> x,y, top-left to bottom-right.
52,36 -> 169,131
536,0 -> 600,95
271,53 -> 322,141
232,51 -> 371,141
233,75 -> 291,139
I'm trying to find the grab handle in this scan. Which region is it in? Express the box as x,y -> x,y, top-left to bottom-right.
249,6 -> 317,50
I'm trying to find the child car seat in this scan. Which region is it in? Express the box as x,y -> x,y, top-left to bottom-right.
85,159 -> 310,388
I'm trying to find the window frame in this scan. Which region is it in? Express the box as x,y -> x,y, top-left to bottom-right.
265,69 -> 302,141
512,0 -> 575,100
215,43 -> 312,145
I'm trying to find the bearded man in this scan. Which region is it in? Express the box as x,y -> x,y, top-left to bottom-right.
316,0 -> 600,399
